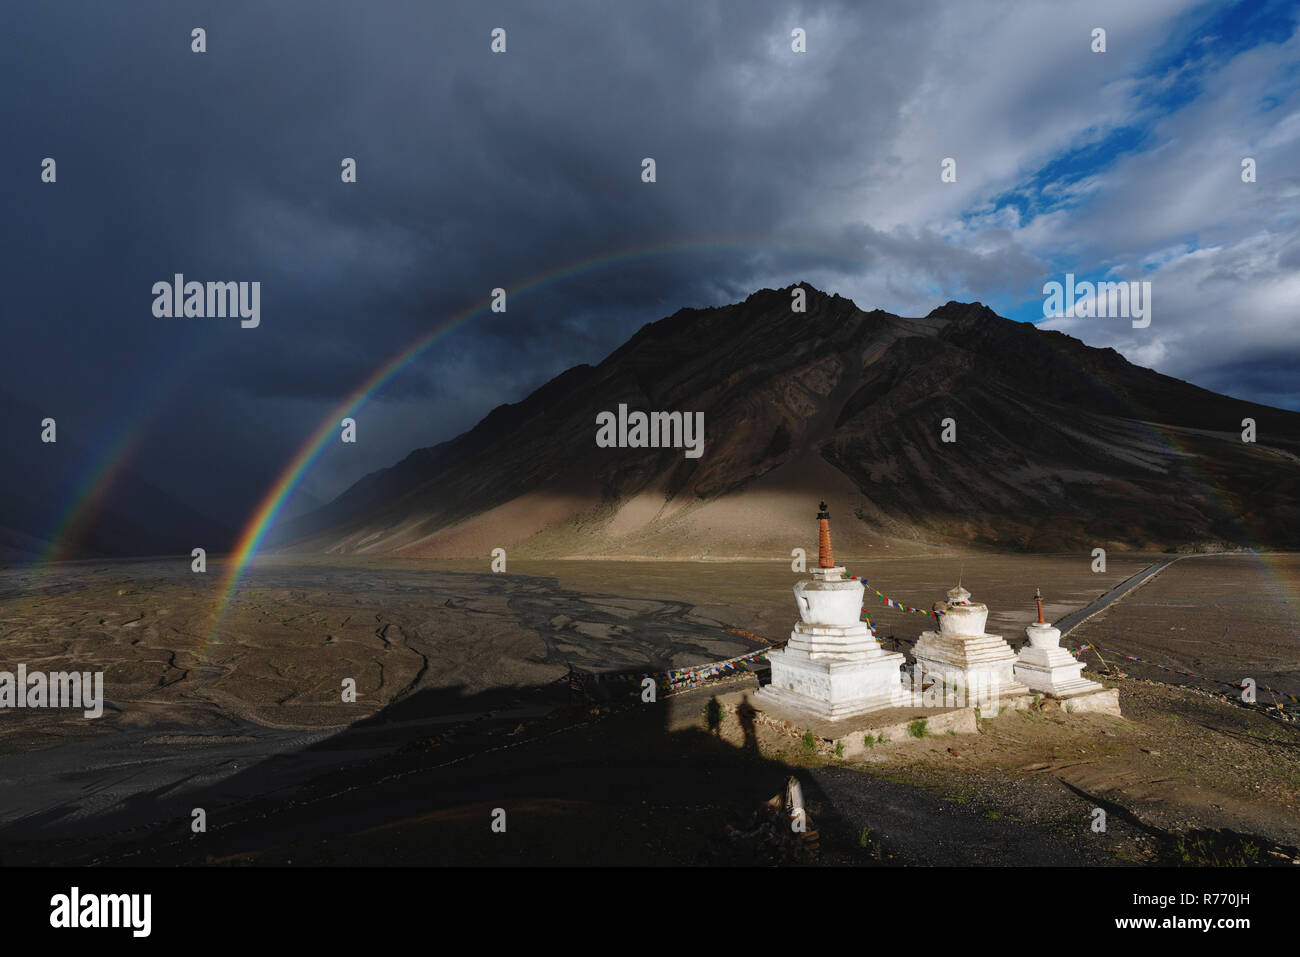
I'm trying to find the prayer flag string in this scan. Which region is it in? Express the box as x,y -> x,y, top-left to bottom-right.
846,574 -> 947,618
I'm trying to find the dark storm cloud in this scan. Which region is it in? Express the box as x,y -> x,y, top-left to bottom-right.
2,0 -> 912,531
1,0 -> 1295,541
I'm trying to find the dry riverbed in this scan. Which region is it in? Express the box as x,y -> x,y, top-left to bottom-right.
0,553 -> 1295,865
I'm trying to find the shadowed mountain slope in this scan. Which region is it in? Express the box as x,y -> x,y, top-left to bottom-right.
272,285 -> 1300,557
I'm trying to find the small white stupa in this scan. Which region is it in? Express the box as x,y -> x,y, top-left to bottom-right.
756,502 -> 909,720
912,582 -> 1028,703
1014,588 -> 1105,697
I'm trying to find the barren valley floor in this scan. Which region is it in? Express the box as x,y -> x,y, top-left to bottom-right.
0,552 -> 1296,865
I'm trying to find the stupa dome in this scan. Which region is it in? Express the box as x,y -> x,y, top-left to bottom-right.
937,585 -> 989,636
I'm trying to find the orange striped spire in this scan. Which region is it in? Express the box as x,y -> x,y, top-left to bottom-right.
817,500 -> 833,568
1034,587 -> 1045,624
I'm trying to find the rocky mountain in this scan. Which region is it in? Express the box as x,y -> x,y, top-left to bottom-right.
272,285 -> 1300,557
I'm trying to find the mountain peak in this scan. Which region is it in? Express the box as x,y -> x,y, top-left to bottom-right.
925,300 -> 1000,323
742,281 -> 836,307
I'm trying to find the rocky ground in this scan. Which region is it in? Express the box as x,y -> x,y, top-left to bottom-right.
0,553 -> 1296,866
719,674 -> 1300,866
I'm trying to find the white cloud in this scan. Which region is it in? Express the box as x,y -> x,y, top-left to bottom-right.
764,0 -> 1299,397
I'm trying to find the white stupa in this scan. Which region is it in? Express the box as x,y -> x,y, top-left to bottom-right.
756,502 -> 910,720
1014,588 -> 1105,697
912,583 -> 1028,704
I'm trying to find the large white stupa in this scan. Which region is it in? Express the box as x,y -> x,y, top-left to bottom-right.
756,502 -> 910,720
912,583 -> 1028,704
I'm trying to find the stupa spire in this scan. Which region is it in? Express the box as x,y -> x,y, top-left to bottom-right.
1034,587 -> 1045,624
816,500 -> 833,569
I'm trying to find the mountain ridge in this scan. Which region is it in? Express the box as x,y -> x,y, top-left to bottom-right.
271,284 -> 1300,558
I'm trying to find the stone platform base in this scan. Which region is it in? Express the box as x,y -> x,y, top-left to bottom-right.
744,691 -> 981,757
753,683 -> 915,722
741,687 -> 1096,758
745,682 -> 1120,758
1042,685 -> 1121,715
757,645 -> 912,721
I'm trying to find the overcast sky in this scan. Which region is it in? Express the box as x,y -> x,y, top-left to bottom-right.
3,0 -> 1297,538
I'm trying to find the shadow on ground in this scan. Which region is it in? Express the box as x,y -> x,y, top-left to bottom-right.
7,669 -> 1291,866
0,672 -> 857,866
